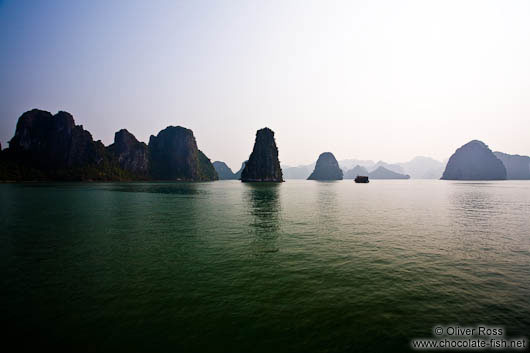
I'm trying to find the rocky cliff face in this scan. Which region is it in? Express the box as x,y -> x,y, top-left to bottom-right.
241,128 -> 283,182
107,129 -> 149,176
9,109 -> 105,170
148,126 -> 218,181
442,140 -> 506,180
1,109 -> 132,180
369,166 -> 410,179
213,161 -> 236,179
493,152 -> 530,180
197,150 -> 218,181
308,152 -> 343,180
1,109 -> 218,181
344,165 -> 369,179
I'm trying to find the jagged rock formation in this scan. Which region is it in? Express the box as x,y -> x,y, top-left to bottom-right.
307,152 -> 343,180
441,140 -> 506,180
8,109 -> 105,170
344,165 -> 369,179
213,161 -> 236,179
2,109 -> 128,180
148,126 -> 218,181
241,128 -> 283,182
107,129 -> 149,176
0,109 -> 218,181
493,152 -> 530,179
234,161 -> 247,180
369,166 -> 410,179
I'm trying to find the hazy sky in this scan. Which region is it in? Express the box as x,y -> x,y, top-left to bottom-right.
1,0 -> 529,170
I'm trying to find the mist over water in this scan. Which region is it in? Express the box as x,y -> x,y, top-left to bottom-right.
1,180 -> 530,352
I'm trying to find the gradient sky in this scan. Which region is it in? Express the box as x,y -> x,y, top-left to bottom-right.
1,0 -> 529,170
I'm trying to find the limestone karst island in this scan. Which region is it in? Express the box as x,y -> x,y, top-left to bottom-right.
0,109 -> 529,182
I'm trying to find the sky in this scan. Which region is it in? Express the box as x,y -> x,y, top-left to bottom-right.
1,0 -> 529,170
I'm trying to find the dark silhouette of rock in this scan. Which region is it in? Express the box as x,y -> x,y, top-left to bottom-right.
369,166 -> 410,179
148,126 -> 218,181
493,152 -> 530,179
107,129 -> 149,176
1,109 -> 221,182
2,109 -> 132,180
234,161 -> 247,180
344,165 -> 369,179
241,128 -> 283,182
441,140 -> 506,180
307,152 -> 343,180
213,161 -> 237,179
8,109 -> 105,170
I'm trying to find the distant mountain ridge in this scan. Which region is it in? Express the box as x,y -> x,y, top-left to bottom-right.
369,166 -> 410,179
283,156 -> 445,179
213,161 -> 237,180
282,164 -> 313,179
344,165 -> 369,179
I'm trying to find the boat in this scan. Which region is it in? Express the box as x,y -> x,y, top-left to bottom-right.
354,176 -> 369,183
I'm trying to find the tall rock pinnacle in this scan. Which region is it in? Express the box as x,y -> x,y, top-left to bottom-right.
241,128 -> 283,182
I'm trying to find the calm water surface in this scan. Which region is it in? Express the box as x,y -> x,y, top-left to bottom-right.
1,180 -> 529,352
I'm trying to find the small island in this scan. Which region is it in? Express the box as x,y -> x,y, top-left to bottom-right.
307,152 -> 343,180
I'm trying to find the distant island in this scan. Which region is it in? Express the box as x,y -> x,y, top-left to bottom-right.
343,164 -> 409,180
369,166 -> 410,179
307,152 -> 343,180
442,140 -> 507,180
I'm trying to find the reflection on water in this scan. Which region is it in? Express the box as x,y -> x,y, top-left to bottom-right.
243,183 -> 281,253
104,182 -> 204,196
448,183 -> 499,232
314,181 -> 340,234
447,182 -> 521,263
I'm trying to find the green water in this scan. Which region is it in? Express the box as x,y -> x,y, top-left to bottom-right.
1,180 -> 529,352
